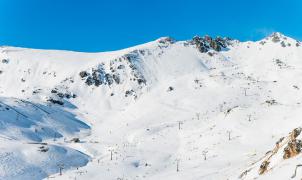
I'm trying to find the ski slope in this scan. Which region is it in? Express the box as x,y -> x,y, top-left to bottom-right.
0,33 -> 302,180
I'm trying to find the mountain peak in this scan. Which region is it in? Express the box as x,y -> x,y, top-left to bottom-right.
269,32 -> 284,37
156,37 -> 175,44
266,32 -> 289,42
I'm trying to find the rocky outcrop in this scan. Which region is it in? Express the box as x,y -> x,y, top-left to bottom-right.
283,128 -> 302,159
269,32 -> 295,47
50,88 -> 77,99
190,35 -> 232,53
259,160 -> 270,175
79,52 -> 146,88
271,32 -> 281,43
78,50 -> 147,99
283,139 -> 302,159
47,98 -> 64,105
157,37 -> 175,45
240,127 -> 302,179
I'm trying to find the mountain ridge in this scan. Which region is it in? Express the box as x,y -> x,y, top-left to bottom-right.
1,32 -> 290,53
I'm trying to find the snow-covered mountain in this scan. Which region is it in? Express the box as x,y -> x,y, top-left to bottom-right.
1,32 -> 302,180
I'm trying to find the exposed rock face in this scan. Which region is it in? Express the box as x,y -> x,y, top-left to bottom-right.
269,32 -> 295,48
283,128 -> 302,159
283,139 -> 302,159
291,128 -> 302,139
259,161 -> 270,175
77,50 -> 147,100
274,59 -> 288,69
191,35 -> 232,53
157,37 -> 175,45
79,51 -> 147,89
271,32 -> 281,43
79,71 -> 89,78
245,127 -> 302,176
80,64 -> 113,87
50,88 -> 76,99
47,98 -> 64,105
281,41 -> 286,47
296,41 -> 301,47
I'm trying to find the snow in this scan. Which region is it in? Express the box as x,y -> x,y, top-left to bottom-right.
0,33 -> 301,179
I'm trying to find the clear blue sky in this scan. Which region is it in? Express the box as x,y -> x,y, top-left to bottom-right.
0,0 -> 301,52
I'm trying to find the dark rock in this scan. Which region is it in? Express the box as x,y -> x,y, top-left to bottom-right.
292,128 -> 302,138
259,41 -> 266,45
139,50 -> 146,56
137,78 -> 146,85
57,93 -> 64,98
211,40 -> 221,51
117,65 -> 125,69
38,146 -> 49,152
192,36 -> 209,53
79,71 -> 89,78
265,99 -> 277,105
32,89 -> 42,94
65,94 -> 71,99
105,74 -> 113,85
47,98 -> 64,105
167,86 -> 174,91
94,79 -> 101,87
271,33 -> 281,43
275,59 -> 287,68
112,74 -> 120,84
208,52 -> 214,56
281,41 -> 286,47
125,90 -> 134,97
158,37 -> 175,44
1,59 -> 9,64
259,160 -> 270,174
71,137 -> 80,143
85,77 -> 94,86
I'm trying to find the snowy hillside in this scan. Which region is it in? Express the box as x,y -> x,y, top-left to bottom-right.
1,32 -> 302,180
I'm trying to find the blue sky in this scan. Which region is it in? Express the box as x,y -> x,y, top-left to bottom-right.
0,0 -> 301,52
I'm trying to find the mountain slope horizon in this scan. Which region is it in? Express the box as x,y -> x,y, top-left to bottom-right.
1,31 -> 295,53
